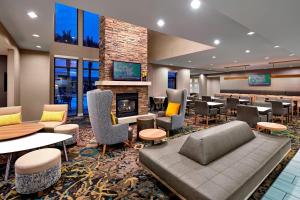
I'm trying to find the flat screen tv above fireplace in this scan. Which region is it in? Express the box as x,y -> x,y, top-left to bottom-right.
113,61 -> 141,81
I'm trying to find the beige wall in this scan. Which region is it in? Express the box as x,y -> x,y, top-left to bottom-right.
220,68 -> 300,92
20,50 -> 50,121
148,64 -> 190,97
207,76 -> 220,96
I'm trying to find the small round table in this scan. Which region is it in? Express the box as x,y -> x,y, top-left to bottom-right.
0,122 -> 44,141
257,122 -> 287,134
139,129 -> 166,145
137,116 -> 155,140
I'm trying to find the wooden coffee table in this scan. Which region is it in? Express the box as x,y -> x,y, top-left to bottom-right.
139,129 -> 166,145
257,122 -> 287,134
0,122 -> 44,141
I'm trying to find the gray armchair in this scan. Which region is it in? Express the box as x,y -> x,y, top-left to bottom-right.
195,101 -> 218,127
156,89 -> 187,136
87,89 -> 130,155
237,105 -> 259,128
271,101 -> 288,124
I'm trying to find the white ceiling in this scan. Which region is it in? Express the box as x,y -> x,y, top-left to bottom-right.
0,0 -> 299,73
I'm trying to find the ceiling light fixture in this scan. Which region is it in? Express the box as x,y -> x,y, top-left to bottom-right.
157,19 -> 165,27
289,53 -> 295,56
247,32 -> 255,36
213,39 -> 221,46
191,0 -> 202,9
170,63 -> 174,66
274,45 -> 280,48
32,34 -> 40,38
212,56 -> 216,59
245,50 -> 251,53
265,56 -> 270,60
188,60 -> 192,63
35,45 -> 42,49
210,64 -> 214,66
234,60 -> 238,63
27,11 -> 38,19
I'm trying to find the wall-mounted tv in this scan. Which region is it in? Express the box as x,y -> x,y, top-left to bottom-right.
248,74 -> 271,86
113,61 -> 141,81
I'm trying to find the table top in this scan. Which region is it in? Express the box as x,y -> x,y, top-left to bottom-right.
207,102 -> 224,107
139,129 -> 166,141
154,96 -> 166,99
257,122 -> 287,132
0,122 -> 44,141
239,99 -> 250,102
0,132 -> 72,154
257,106 -> 272,113
283,102 -> 291,106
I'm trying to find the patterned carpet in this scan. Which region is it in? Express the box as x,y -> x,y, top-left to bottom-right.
0,115 -> 299,200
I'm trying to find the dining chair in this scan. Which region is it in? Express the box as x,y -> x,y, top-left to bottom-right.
201,96 -> 212,102
270,101 -> 288,124
237,105 -> 259,128
226,97 -> 239,115
194,101 -> 218,127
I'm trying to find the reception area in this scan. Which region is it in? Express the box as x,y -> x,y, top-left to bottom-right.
0,0 -> 300,199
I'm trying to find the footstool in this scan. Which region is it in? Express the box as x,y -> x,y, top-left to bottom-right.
15,148 -> 61,194
54,124 -> 79,145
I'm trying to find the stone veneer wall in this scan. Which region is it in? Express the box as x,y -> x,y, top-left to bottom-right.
98,16 -> 149,115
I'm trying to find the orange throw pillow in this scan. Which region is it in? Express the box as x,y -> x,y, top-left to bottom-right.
165,102 -> 181,117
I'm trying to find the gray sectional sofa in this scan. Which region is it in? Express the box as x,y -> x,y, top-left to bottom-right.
139,121 -> 291,200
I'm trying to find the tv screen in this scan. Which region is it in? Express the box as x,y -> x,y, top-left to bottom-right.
113,61 -> 141,81
248,74 -> 271,86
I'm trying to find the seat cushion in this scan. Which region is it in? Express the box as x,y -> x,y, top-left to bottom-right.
179,121 -> 255,165
15,148 -> 61,174
54,124 -> 79,135
39,121 -> 64,132
140,130 -> 290,200
156,117 -> 172,130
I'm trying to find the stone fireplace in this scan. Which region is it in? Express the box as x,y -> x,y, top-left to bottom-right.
96,16 -> 150,119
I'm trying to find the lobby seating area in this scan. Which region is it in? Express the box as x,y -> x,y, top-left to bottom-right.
1,0 -> 300,199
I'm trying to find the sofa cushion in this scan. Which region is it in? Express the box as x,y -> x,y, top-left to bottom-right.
0,113 -> 22,126
179,121 -> 255,165
40,111 -> 65,122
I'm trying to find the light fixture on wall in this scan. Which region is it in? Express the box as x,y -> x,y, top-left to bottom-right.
191,0 -> 202,9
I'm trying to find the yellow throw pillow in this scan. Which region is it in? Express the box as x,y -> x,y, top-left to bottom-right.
165,102 -> 181,117
40,111 -> 65,122
0,113 -> 22,126
111,112 -> 117,125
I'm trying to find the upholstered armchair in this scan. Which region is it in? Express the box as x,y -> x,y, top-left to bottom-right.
194,101 -> 218,127
156,89 -> 187,136
87,89 -> 131,155
39,104 -> 68,132
237,105 -> 260,128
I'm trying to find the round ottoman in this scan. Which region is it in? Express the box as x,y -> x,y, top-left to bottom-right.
137,116 -> 155,140
15,148 -> 61,194
54,124 -> 79,145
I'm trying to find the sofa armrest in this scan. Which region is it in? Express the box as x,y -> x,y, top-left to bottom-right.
171,114 -> 184,129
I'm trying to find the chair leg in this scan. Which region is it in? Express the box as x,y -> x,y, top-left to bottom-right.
102,144 -> 107,156
205,116 -> 209,128
281,115 -> 284,124
194,115 -> 197,124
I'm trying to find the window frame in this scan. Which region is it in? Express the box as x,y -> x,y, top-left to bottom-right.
54,57 -> 79,116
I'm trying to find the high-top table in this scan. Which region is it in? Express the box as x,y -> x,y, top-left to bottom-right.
0,132 -> 72,181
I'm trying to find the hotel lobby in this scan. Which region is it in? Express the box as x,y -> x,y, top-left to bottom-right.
0,0 -> 300,199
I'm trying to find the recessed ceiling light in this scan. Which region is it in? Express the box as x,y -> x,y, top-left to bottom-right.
247,32 -> 255,36
210,64 -> 214,66
289,53 -> 295,56
264,56 -> 270,60
212,56 -> 216,59
32,34 -> 40,38
36,45 -> 42,49
188,60 -> 192,63
27,11 -> 38,19
213,39 -> 221,46
157,19 -> 165,27
234,60 -> 238,63
245,50 -> 251,53
170,63 -> 174,66
274,45 -> 280,48
190,0 -> 202,9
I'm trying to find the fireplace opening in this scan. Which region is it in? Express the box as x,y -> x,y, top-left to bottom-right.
116,93 -> 138,118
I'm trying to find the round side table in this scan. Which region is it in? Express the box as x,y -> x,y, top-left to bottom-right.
137,116 -> 155,140
139,128 -> 166,145
257,122 -> 287,134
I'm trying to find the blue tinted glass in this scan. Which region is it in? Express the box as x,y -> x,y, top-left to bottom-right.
55,58 -> 67,67
55,3 -> 78,44
83,11 -> 100,48
83,60 -> 99,69
168,72 -> 177,89
70,59 -> 77,68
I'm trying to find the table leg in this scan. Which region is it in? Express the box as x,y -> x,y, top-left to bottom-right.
62,141 -> 69,162
5,153 -> 12,181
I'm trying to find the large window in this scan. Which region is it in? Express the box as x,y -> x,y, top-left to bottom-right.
54,58 -> 78,116
83,11 -> 100,48
168,71 -> 177,89
83,60 -> 100,114
55,3 -> 78,45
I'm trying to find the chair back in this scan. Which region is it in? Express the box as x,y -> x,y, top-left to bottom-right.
202,96 -> 212,102
227,98 -> 239,109
0,106 -> 22,116
166,89 -> 187,116
271,101 -> 284,115
252,101 -> 272,108
237,105 -> 259,128
195,101 -> 209,115
87,89 -> 114,143
43,104 -> 68,123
